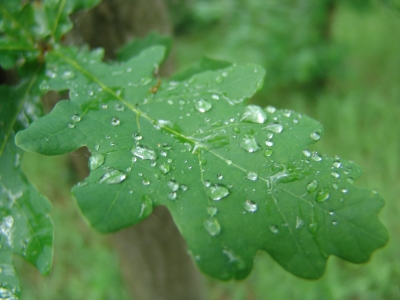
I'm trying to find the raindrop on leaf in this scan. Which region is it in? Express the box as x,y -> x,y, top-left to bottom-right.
131,145 -> 157,160
240,105 -> 267,124
89,153 -> 105,170
203,218 -> 221,236
99,169 -> 126,184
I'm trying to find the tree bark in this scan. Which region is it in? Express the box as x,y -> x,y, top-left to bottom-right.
66,1 -> 205,299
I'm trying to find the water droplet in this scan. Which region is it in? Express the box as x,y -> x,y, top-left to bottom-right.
133,133 -> 143,141
240,134 -> 260,153
159,163 -> 170,174
341,188 -> 348,194
329,210 -> 335,216
265,106 -> 276,113
246,172 -> 258,181
346,177 -> 354,184
71,114 -> 81,122
306,180 -> 318,193
264,122 -> 283,133
168,192 -> 177,200
217,174 -> 224,180
270,225 -> 279,234
264,149 -> 273,157
204,180 -> 211,188
142,178 -> 151,185
167,180 -> 179,192
240,105 -> 267,124
315,188 -> 330,202
62,70 -> 75,80
180,184 -> 188,191
331,172 -> 340,179
111,117 -> 120,126
139,195 -> 153,218
295,216 -> 304,230
233,127 -> 240,133
207,184 -> 230,201
102,104 -> 108,109
310,131 -> 321,141
89,153 -> 105,170
333,161 -> 341,168
302,149 -> 311,157
207,206 -> 218,217
203,218 -> 221,236
99,169 -> 126,184
311,152 -> 322,162
265,140 -> 274,147
115,103 -> 125,111
94,144 -> 100,151
226,159 -> 232,166
266,132 -> 273,140
195,99 -> 212,113
332,220 -> 338,226
131,145 -> 157,160
244,200 -> 257,212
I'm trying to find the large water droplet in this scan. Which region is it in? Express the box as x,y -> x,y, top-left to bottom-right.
195,99 -> 212,113
167,180 -> 179,192
89,153 -> 105,170
305,180 -> 318,193
99,169 -> 126,184
139,195 -> 153,218
240,134 -> 260,153
131,145 -> 157,160
71,114 -> 81,122
207,184 -> 230,201
264,122 -> 283,134
203,218 -> 221,236
240,105 -> 267,124
310,131 -> 321,141
244,200 -> 257,212
246,172 -> 258,181
159,163 -> 170,174
315,188 -> 330,202
111,117 -> 120,126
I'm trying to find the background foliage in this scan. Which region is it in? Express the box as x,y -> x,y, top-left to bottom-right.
1,0 -> 399,299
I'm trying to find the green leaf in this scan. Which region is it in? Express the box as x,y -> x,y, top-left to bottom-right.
15,46 -> 388,280
0,0 -> 100,69
0,79 -> 54,298
117,32 -> 172,63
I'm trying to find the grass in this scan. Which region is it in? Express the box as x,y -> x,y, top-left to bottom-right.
17,3 -> 400,300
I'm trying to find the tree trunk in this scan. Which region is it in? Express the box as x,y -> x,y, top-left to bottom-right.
66,1 -> 205,299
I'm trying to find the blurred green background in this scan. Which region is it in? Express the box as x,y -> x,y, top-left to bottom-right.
18,1 -> 400,299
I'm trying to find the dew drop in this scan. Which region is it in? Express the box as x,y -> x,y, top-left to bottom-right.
332,220 -> 338,226
207,184 -> 230,201
246,172 -> 258,181
203,218 -> 221,236
331,172 -> 340,179
133,133 -> 143,141
102,104 -> 108,109
305,180 -> 318,193
167,180 -> 179,192
139,195 -> 153,218
204,180 -> 211,188
207,206 -> 218,217
71,114 -> 81,122
131,145 -> 157,160
142,178 -> 151,186
270,225 -> 279,234
265,140 -> 274,147
295,216 -> 304,230
62,70 -> 75,80
265,106 -> 276,113
302,149 -> 311,157
311,152 -> 322,162
180,184 -> 188,192
310,131 -> 321,141
94,144 -> 100,151
333,161 -> 341,168
244,200 -> 257,212
217,174 -> 224,180
159,163 -> 170,174
115,103 -> 125,111
111,117 -> 120,126
89,153 -> 105,170
346,177 -> 354,184
240,134 -> 260,153
240,105 -> 267,124
68,123 -> 75,129
315,188 -> 330,202
168,192 -> 177,200
329,210 -> 335,216
99,169 -> 126,184
195,99 -> 212,113
264,149 -> 273,157
233,127 -> 240,133
264,122 -> 283,133
341,188 -> 348,194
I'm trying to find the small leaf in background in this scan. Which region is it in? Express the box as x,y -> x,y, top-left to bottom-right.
0,80 -> 54,299
16,45 -> 388,280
